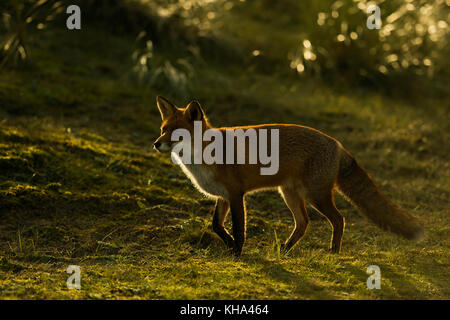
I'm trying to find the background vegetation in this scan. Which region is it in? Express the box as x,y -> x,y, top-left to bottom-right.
0,0 -> 448,299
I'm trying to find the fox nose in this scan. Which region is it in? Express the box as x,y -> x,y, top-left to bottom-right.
153,141 -> 161,149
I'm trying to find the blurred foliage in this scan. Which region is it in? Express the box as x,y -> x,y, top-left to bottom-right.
125,0 -> 449,94
0,0 -> 448,95
70,0 -> 244,98
0,0 -> 64,71
131,32 -> 194,97
285,0 -> 450,85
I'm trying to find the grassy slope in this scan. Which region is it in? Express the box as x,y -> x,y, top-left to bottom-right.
0,23 -> 449,299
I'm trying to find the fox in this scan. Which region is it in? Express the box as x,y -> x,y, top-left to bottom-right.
153,95 -> 424,256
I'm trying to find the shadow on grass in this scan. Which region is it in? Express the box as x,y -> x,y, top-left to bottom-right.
338,260 -> 436,299
239,254 -> 339,299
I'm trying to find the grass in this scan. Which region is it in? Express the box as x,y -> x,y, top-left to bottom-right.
0,18 -> 449,299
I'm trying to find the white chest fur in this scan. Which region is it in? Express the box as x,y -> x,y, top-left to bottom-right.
179,162 -> 229,199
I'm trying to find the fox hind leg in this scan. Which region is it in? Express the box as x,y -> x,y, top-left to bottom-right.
279,186 -> 309,253
311,192 -> 345,253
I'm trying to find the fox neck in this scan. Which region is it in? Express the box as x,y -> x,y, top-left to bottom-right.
174,119 -> 228,198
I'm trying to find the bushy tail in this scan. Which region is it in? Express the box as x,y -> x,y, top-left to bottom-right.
337,152 -> 424,241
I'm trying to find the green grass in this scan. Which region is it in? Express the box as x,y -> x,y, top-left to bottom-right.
0,21 -> 449,299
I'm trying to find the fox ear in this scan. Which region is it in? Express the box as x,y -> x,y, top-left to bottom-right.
185,100 -> 204,122
156,96 -> 176,120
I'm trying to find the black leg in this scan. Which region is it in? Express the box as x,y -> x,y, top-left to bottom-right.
230,195 -> 246,256
212,198 -> 234,249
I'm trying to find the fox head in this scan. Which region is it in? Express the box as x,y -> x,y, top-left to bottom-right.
153,96 -> 208,153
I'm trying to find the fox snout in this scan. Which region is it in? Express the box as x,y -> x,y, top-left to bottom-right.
153,137 -> 172,153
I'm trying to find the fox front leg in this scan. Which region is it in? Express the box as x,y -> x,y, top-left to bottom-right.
212,198 -> 235,249
229,195 -> 246,256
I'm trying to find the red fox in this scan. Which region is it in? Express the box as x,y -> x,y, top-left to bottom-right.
153,96 -> 424,256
